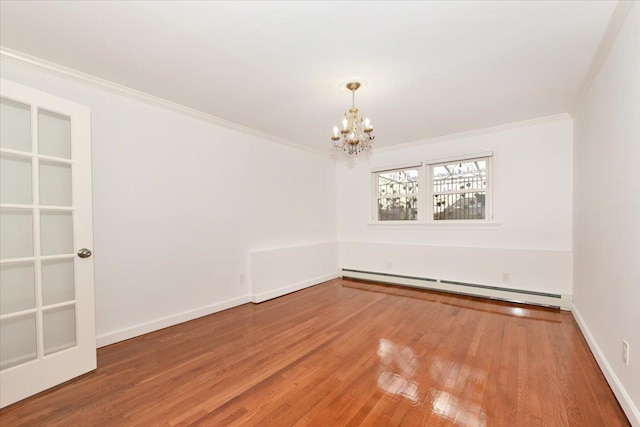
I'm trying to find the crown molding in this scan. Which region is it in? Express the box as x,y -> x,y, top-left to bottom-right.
569,1 -> 635,117
374,113 -> 571,154
0,47 -> 325,157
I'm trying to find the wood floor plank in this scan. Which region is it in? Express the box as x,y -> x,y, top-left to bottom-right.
0,278 -> 630,426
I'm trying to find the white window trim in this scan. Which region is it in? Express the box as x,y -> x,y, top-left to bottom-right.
370,153 -> 495,227
371,161 -> 422,173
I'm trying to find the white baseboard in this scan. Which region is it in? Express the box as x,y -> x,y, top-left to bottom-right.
572,304 -> 639,426
96,295 -> 252,348
251,272 -> 339,303
97,272 -> 340,347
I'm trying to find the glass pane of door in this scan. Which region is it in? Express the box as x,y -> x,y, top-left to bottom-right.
40,211 -> 74,256
0,210 -> 33,259
38,109 -> 71,159
0,314 -> 37,370
0,262 -> 36,315
0,98 -> 31,152
40,161 -> 72,206
42,259 -> 75,306
0,154 -> 32,205
43,306 -> 76,356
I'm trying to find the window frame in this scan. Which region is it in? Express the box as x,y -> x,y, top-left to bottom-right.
371,163 -> 424,223
427,155 -> 493,224
370,154 -> 494,225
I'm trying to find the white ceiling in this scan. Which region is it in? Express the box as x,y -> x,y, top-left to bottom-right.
0,1 -> 615,152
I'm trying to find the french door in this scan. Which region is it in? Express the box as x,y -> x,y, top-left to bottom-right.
0,78 -> 96,408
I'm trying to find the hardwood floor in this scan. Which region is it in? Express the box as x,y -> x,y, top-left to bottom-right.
0,279 -> 629,426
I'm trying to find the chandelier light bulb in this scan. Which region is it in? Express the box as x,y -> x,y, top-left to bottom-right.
342,117 -> 348,130
333,126 -> 339,137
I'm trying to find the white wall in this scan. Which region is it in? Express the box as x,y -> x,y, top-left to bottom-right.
0,59 -> 337,347
250,242 -> 338,303
341,242 -> 572,295
572,4 -> 639,423
251,141 -> 337,249
336,117 -> 574,295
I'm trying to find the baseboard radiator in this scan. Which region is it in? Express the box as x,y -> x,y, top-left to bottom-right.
341,268 -> 572,310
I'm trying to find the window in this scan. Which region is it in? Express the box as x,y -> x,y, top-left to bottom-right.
374,167 -> 420,221
372,155 -> 492,224
431,157 -> 489,221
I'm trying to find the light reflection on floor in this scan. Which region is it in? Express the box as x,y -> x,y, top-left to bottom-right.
431,390 -> 487,426
377,338 -> 489,425
509,306 -> 527,317
376,339 -> 420,404
428,356 -> 488,425
344,280 -> 562,323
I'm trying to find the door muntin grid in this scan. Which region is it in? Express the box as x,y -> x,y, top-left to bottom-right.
0,97 -> 77,371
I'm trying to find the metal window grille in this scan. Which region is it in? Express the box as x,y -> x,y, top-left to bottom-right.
376,168 -> 419,221
432,159 -> 488,221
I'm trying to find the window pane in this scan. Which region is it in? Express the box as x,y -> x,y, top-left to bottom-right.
433,160 -> 487,193
432,158 -> 488,221
377,169 -> 419,197
378,196 -> 418,221
434,192 -> 486,220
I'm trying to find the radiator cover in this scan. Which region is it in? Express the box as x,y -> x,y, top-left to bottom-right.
341,268 -> 572,310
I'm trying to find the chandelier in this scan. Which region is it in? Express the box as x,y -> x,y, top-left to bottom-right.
331,82 -> 374,155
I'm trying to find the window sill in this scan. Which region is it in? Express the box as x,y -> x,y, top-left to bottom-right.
367,221 -> 501,230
